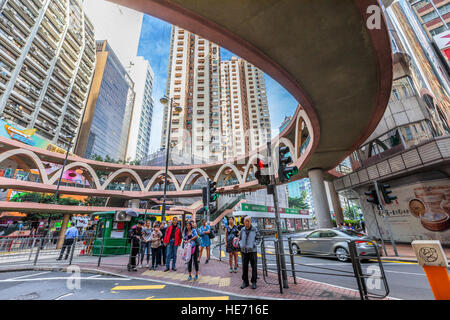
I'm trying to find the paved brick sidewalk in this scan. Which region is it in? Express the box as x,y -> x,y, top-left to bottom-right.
76,250 -> 362,300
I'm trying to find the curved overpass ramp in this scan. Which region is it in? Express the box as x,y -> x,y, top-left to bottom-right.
110,0 -> 393,176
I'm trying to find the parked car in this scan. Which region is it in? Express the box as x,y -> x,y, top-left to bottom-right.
289,228 -> 382,262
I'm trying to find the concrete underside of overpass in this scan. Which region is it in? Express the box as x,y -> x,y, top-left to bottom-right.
110,0 -> 393,177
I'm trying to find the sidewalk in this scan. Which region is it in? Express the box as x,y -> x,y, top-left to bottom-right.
72,250 -> 366,300
381,243 -> 450,262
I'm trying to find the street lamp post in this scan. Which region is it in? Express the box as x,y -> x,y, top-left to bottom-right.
43,132 -> 74,248
160,95 -> 182,222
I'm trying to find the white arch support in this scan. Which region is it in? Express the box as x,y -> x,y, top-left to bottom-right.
144,169 -> 181,192
101,168 -> 145,191
213,163 -> 243,185
180,168 -> 210,190
0,149 -> 49,184
47,161 -> 102,189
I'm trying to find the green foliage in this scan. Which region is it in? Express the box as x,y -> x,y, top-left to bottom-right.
83,196 -> 107,207
288,190 -> 310,210
10,192 -> 109,208
343,204 -> 361,220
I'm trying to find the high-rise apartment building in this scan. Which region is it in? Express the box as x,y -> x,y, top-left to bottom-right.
0,0 -> 96,150
220,57 -> 271,160
125,56 -> 154,162
75,40 -> 134,162
161,26 -> 221,163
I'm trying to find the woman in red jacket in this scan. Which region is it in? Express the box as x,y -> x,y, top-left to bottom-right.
163,216 -> 182,271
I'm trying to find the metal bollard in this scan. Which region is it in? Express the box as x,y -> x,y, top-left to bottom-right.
28,238 -> 36,261
98,236 -> 105,267
261,237 -> 268,277
288,237 -> 297,284
33,239 -> 42,266
349,241 -> 369,300
69,237 -> 77,265
274,240 -> 284,294
219,228 -> 222,262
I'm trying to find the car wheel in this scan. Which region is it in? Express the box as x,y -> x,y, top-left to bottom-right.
335,247 -> 349,262
291,244 -> 300,255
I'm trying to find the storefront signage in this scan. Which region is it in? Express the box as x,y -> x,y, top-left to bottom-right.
241,203 -> 309,216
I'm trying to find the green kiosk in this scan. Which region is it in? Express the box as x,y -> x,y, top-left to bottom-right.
92,211 -> 161,256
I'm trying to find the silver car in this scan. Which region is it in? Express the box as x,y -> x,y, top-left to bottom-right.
289,228 -> 382,262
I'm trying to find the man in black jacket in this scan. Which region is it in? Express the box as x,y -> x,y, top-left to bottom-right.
128,220 -> 144,271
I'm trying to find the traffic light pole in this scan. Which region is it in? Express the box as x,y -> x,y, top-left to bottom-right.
267,141 -> 289,289
374,181 -> 398,256
206,179 -> 211,223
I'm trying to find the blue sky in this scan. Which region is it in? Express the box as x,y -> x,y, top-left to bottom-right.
137,14 -> 298,153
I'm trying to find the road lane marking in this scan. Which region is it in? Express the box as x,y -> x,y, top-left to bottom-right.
54,293 -> 73,300
372,259 -> 417,265
8,271 -> 51,280
111,285 -> 166,290
0,277 -> 132,282
147,296 -> 229,300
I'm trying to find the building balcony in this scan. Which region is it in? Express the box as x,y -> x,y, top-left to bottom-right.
67,103 -> 81,118
8,1 -> 35,27
62,42 -> 78,61
46,86 -> 65,104
53,67 -> 70,86
60,49 -> 76,70
21,0 -> 40,17
0,30 -> 22,56
20,67 -> 43,88
42,96 -> 63,115
65,33 -> 80,54
2,8 -> 31,35
50,77 -> 68,94
41,17 -> 61,42
68,28 -> 82,46
68,93 -> 81,105
24,56 -> 47,79
0,44 -> 18,67
56,59 -> 73,79
9,90 -> 35,112
46,11 -> 64,32
34,119 -> 57,137
37,27 -> 57,49
38,108 -> 59,125
30,0 -> 43,10
64,114 -> 79,126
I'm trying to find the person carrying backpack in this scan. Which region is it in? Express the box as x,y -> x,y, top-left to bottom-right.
225,216 -> 240,273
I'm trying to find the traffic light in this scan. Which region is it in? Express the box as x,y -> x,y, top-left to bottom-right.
365,190 -> 380,206
380,184 -> 397,204
255,158 -> 270,185
208,180 -> 218,202
202,186 -> 208,208
278,146 -> 298,183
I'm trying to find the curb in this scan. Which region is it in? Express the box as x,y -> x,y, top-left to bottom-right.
0,264 -> 285,300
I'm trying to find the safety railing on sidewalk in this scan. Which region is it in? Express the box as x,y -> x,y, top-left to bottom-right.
259,237 -> 390,300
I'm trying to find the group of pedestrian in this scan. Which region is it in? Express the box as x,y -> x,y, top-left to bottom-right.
128,219 -> 172,271
128,215 -> 262,290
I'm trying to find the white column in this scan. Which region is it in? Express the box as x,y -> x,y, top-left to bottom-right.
327,181 -> 344,225
308,169 -> 333,228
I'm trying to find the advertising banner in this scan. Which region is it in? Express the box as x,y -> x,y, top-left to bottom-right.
0,119 -> 73,155
373,179 -> 450,244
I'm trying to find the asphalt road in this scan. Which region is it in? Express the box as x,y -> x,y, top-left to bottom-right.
0,270 -> 248,300
212,237 -> 440,300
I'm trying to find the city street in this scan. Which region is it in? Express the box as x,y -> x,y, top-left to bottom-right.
211,236 -> 439,300
0,270 -> 247,300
